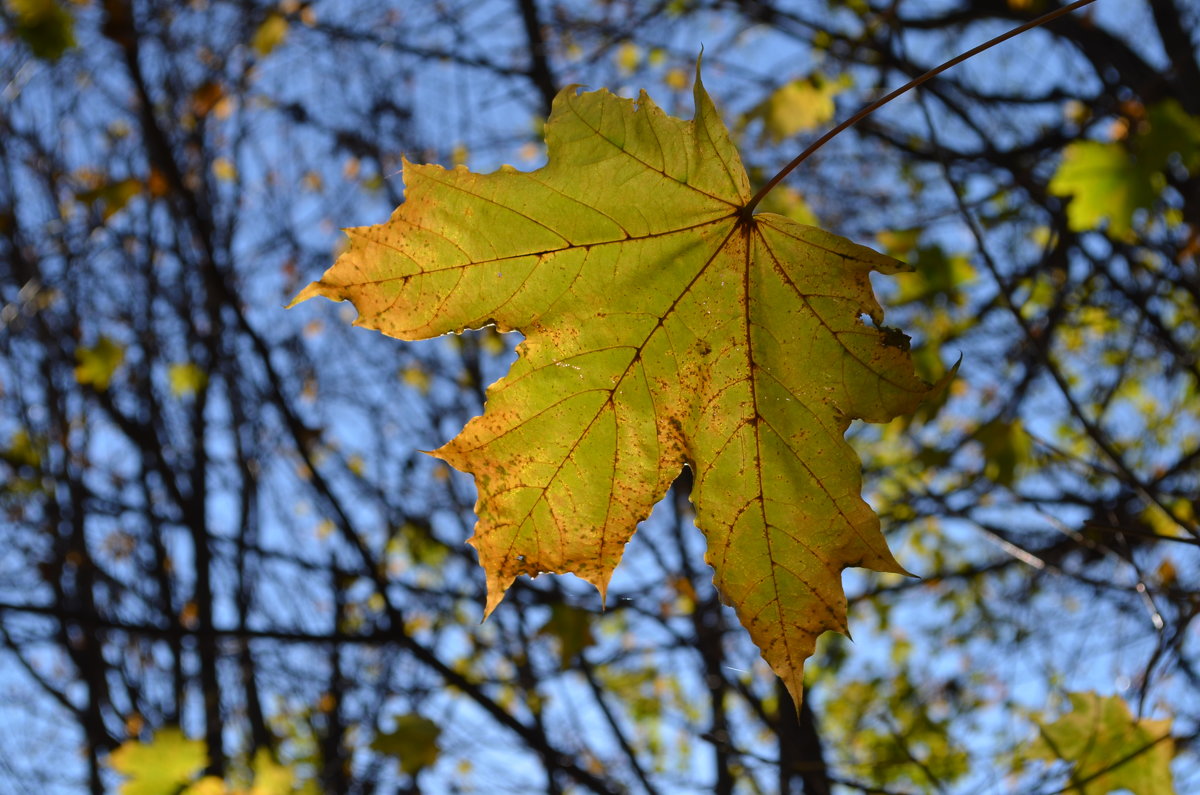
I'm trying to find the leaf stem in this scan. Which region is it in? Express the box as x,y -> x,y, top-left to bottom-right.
743,0 -> 1100,216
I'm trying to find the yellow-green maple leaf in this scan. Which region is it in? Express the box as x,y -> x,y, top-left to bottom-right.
1029,692 -> 1175,794
292,70 -> 935,703
1049,140 -> 1157,239
109,727 -> 207,795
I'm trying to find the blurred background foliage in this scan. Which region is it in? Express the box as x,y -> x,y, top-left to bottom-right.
0,0 -> 1197,792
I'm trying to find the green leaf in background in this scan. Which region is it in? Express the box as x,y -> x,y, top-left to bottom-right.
1029,691 -> 1175,795
1137,99 -> 1200,173
371,714 -> 442,777
892,245 -> 976,306
109,727 -> 208,795
1049,100 -> 1200,239
973,418 -> 1032,487
1048,141 -> 1155,240
539,603 -> 595,668
7,0 -> 75,60
3,428 -> 41,469
76,177 -> 143,221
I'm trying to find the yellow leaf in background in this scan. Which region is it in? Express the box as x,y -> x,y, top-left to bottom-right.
252,12 -> 289,57
1063,99 -> 1088,125
749,74 -> 848,143
4,429 -> 41,468
213,95 -> 236,120
249,748 -> 294,795
757,185 -> 819,227
875,228 -> 922,256
664,67 -> 689,91
615,41 -> 641,75
401,364 -> 430,393
212,158 -> 238,182
182,778 -> 226,795
75,336 -> 125,390
169,362 -> 208,398
1142,499 -> 1195,539
315,518 -> 335,539
479,326 -> 506,355
109,727 -> 207,795
451,144 -> 468,167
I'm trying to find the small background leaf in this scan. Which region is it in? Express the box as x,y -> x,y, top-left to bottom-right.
169,361 -> 208,398
109,727 -> 208,795
8,0 -> 76,60
371,714 -> 442,777
252,12 -> 289,57
1028,691 -> 1175,795
75,336 -> 125,390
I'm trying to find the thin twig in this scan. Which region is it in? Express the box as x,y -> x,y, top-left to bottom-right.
743,0 -> 1100,215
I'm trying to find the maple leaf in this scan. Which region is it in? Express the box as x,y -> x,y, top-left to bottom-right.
292,68 -> 937,703
1048,99 -> 1200,240
371,714 -> 442,776
109,727 -> 207,795
1029,692 -> 1175,794
1048,141 -> 1156,240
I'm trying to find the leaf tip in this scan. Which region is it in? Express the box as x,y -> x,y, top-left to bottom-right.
691,49 -> 710,110
286,280 -> 335,309
927,352 -> 963,397
783,678 -> 804,718
481,573 -> 512,620
594,579 -> 610,610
